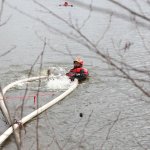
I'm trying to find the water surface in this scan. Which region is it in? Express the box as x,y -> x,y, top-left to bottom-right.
0,0 -> 150,149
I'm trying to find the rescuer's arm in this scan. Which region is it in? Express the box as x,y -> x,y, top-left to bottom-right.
71,69 -> 87,81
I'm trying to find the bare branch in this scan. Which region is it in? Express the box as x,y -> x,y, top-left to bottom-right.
0,45 -> 16,58
108,0 -> 150,22
100,112 -> 121,150
35,38 -> 46,150
77,110 -> 93,149
96,13 -> 113,46
44,111 -> 63,150
78,0 -> 93,30
134,0 -> 145,16
134,18 -> 150,55
69,0 -> 150,29
132,134 -> 149,150
0,0 -> 4,23
0,15 -> 11,27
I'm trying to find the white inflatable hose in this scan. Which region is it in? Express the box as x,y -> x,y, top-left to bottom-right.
0,93 -> 12,125
0,76 -> 47,125
0,77 -> 78,145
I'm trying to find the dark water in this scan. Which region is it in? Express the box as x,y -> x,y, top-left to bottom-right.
0,0 -> 150,149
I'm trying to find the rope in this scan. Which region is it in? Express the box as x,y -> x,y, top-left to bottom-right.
5,92 -> 54,100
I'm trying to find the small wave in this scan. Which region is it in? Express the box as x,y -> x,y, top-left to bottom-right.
46,75 -> 72,90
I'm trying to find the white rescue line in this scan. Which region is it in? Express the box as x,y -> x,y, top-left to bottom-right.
0,76 -> 78,145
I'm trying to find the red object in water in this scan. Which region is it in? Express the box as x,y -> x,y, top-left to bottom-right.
64,2 -> 68,6
59,1 -> 73,7
34,96 -> 36,105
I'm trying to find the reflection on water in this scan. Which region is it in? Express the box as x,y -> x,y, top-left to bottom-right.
0,0 -> 150,149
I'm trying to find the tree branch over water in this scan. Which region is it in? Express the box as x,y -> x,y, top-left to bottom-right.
0,46 -> 16,58
108,0 -> 150,22
0,0 -> 11,27
35,38 -> 46,150
69,0 -> 150,29
100,112 -> 121,150
0,0 -> 4,22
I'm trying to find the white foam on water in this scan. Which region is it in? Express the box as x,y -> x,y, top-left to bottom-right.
14,67 -> 71,90
47,66 -> 67,76
46,75 -> 72,90
46,66 -> 73,90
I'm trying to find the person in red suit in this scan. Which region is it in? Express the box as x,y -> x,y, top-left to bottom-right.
59,2 -> 73,7
66,57 -> 89,82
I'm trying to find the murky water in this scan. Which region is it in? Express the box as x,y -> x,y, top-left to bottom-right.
0,0 -> 150,149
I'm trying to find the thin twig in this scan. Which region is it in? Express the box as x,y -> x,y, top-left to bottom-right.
78,0 -> 93,30
69,0 -> 150,29
0,45 -> 16,58
96,13 -> 113,46
35,38 -> 46,150
100,112 -> 121,150
0,0 -> 4,22
108,0 -> 150,22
